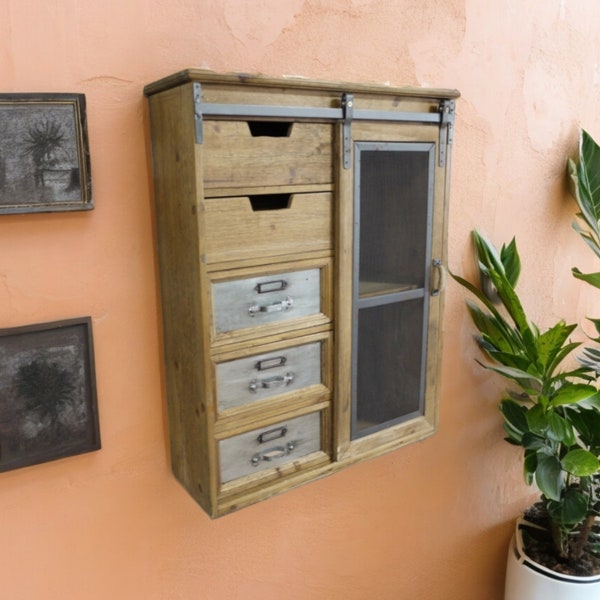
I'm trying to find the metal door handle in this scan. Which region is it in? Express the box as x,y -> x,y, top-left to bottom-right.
431,258 -> 446,296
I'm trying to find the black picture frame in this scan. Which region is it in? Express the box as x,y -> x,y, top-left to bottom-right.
0,317 -> 100,472
0,93 -> 92,214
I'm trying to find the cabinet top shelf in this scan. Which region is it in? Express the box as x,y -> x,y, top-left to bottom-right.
143,68 -> 461,101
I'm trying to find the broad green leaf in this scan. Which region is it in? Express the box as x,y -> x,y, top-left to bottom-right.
471,232 -> 535,348
500,399 -> 529,433
549,383 -> 599,407
535,454 -> 564,501
580,347 -> 600,374
572,267 -> 600,290
546,412 -> 575,445
525,404 -> 548,435
536,321 -> 577,372
521,431 -> 545,450
572,130 -> 600,237
449,272 -> 499,316
479,362 -> 542,392
561,449 -> 600,476
500,237 -> 521,287
547,488 -> 589,526
524,449 -> 537,484
547,341 -> 583,376
572,222 -> 600,260
466,303 -> 517,353
586,318 -> 600,337
482,348 -> 533,373
568,409 -> 593,444
575,392 -> 600,411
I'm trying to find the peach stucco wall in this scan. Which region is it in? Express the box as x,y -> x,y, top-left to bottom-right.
2,1 -> 600,599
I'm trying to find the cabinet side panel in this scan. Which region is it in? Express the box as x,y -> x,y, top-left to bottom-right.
148,85 -> 214,514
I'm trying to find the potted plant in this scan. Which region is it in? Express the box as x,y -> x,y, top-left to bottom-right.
452,229 -> 600,598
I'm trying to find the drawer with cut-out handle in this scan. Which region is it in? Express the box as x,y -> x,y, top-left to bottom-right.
203,191 -> 332,264
219,412 -> 322,483
202,120 -> 333,190
211,268 -> 321,335
216,340 -> 323,412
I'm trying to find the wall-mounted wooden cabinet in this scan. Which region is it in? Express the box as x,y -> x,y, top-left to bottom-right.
144,70 -> 458,517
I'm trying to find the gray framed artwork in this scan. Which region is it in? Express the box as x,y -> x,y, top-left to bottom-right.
0,93 -> 92,214
0,317 -> 100,472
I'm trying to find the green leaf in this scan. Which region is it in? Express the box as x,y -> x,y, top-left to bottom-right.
535,454 -> 564,501
526,404 -> 548,435
570,130 -> 600,285
466,303 -> 518,354
549,383 -> 599,407
471,232 -> 534,346
561,448 -> 600,477
480,362 -> 542,392
546,412 -> 575,445
500,237 -> 521,288
586,318 -> 600,337
521,431 -> 546,450
572,267 -> 600,290
524,449 -> 537,484
500,399 -> 529,437
547,488 -> 589,526
547,341 -> 583,376
536,321 -> 577,373
572,130 -> 600,236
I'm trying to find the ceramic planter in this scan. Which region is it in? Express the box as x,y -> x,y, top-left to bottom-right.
505,517 -> 600,599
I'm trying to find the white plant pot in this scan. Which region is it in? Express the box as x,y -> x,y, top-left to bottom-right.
505,518 -> 600,600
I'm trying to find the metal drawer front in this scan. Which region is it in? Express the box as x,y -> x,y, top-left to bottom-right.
219,412 -> 321,483
217,341 -> 322,411
212,268 -> 321,334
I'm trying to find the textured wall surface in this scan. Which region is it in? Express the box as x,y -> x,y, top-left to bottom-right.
1,1 -> 600,598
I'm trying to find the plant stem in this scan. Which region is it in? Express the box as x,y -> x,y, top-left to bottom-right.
572,514 -> 596,561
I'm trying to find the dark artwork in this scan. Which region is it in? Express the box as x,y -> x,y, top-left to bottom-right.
0,94 -> 92,214
0,318 -> 100,471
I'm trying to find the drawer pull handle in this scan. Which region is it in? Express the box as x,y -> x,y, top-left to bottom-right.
248,296 -> 293,316
249,372 -> 295,393
257,426 -> 288,444
256,279 -> 288,294
255,356 -> 287,371
251,442 -> 296,466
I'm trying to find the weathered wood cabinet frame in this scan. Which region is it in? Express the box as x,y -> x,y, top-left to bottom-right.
145,70 -> 458,517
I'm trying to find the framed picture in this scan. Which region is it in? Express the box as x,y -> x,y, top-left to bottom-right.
0,317 -> 100,472
0,93 -> 92,214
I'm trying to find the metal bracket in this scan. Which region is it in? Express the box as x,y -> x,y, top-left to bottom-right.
193,82 -> 203,144
438,99 -> 455,167
342,93 -> 354,169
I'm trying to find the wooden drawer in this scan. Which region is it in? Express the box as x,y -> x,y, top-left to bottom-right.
202,120 -> 333,190
203,192 -> 332,264
212,268 -> 321,335
219,412 -> 322,483
216,341 -> 323,412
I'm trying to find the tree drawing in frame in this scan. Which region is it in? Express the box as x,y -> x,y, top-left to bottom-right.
0,318 -> 100,472
0,94 -> 92,214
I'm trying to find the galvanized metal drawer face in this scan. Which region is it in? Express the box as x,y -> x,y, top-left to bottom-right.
217,341 -> 322,412
212,268 -> 321,334
219,412 -> 322,483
